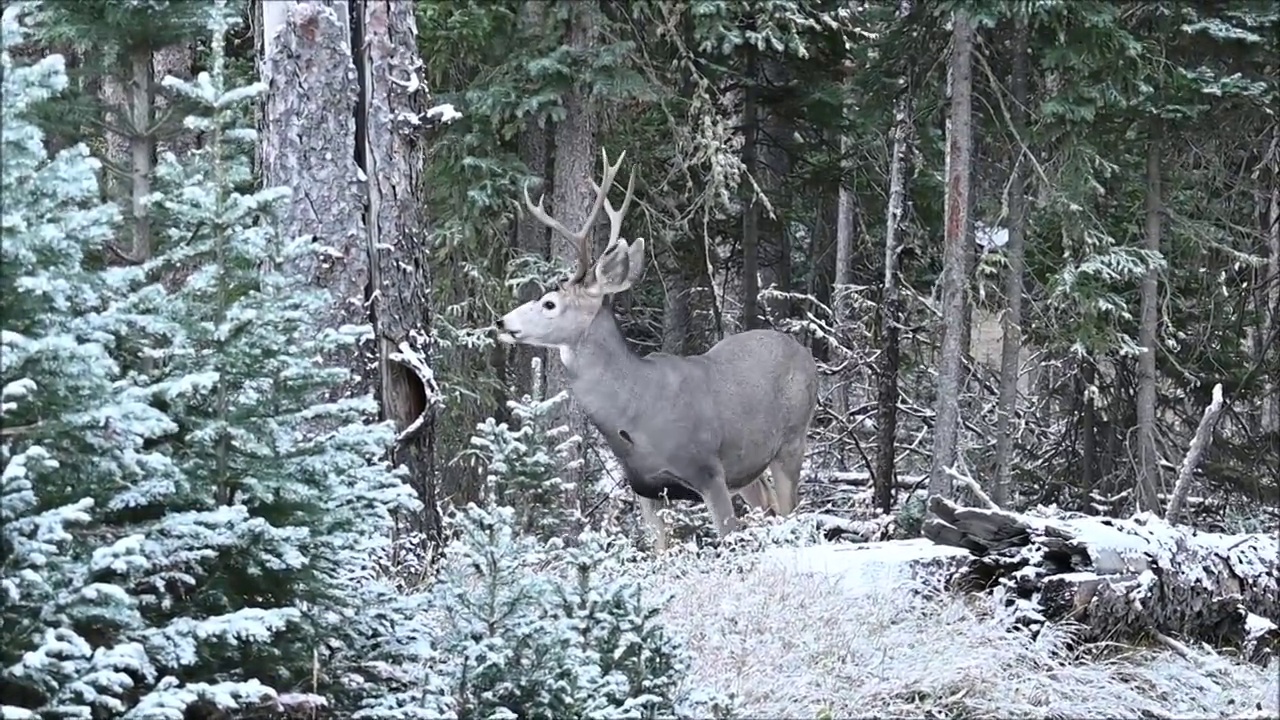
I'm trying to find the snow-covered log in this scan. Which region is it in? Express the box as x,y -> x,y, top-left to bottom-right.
922,496 -> 1279,663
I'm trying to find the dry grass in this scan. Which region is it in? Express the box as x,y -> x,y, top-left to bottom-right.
633,546 -> 1280,720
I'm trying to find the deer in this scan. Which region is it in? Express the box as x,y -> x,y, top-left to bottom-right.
495,148 -> 819,552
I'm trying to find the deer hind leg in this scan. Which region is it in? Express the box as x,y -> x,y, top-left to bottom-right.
769,438 -> 806,516
638,496 -> 671,553
737,477 -> 775,514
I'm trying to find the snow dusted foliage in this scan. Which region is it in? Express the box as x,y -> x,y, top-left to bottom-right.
4,3 -> 432,717
418,504 -> 724,720
466,393 -> 578,539
0,6 -> 181,717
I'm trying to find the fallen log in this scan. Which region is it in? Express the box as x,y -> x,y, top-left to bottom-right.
922,496 -> 1280,663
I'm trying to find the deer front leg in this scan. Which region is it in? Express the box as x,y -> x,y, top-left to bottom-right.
702,478 -> 740,538
638,496 -> 671,553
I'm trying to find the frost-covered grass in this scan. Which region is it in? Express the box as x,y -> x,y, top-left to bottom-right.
630,541 -> 1280,720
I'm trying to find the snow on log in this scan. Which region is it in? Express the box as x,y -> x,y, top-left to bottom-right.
922,496 -> 1279,663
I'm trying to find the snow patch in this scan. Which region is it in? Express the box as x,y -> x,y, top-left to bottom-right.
763,539 -> 969,595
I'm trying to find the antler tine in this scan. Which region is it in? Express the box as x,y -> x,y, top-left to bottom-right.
522,182 -> 580,242
603,167 -> 636,249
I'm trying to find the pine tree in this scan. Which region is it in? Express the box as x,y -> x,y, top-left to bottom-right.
1,5 -> 179,715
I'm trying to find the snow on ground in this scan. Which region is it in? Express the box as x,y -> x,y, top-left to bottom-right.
761,538 -> 969,595
635,536 -> 1280,719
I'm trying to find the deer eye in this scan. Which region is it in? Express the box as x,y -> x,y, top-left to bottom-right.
541,300 -> 556,311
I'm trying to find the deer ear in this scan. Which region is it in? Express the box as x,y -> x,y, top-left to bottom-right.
622,237 -> 646,287
592,238 -> 637,295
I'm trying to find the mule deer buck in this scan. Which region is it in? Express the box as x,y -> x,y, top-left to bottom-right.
495,149 -> 818,551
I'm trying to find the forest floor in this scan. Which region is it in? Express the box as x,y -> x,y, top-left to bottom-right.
636,534 -> 1280,719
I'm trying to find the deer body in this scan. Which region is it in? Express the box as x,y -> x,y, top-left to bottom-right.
496,149 -> 818,550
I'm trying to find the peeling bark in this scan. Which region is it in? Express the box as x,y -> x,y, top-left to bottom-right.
358,0 -> 441,543
259,1 -> 440,540
923,496 -> 1279,663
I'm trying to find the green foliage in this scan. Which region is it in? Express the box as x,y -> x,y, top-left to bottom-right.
426,503 -> 709,719
466,392 -> 579,539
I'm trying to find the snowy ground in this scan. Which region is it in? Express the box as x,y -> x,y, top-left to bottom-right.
634,534 -> 1280,719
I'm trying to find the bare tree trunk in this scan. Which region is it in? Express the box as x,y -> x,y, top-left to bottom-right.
259,2 -> 370,394
929,9 -> 974,500
662,271 -> 694,355
1079,359 -> 1098,500
1263,148 -> 1280,433
874,0 -> 916,516
357,0 -> 441,544
126,47 -> 154,259
510,0 -> 552,402
546,0 -> 599,491
740,44 -> 762,331
832,135 -> 855,418
1135,123 -> 1163,513
992,12 -> 1028,509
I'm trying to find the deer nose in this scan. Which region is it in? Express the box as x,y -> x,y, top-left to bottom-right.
495,317 -> 505,330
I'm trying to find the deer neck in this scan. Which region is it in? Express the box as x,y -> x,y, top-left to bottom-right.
561,304 -> 647,428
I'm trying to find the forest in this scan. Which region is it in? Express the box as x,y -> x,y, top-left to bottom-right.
2,0 -> 1278,717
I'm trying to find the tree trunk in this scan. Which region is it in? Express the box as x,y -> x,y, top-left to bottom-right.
992,12 -> 1028,510
127,46 -> 154,260
1262,149 -> 1279,434
1079,359 -> 1098,500
511,0 -> 552,402
1135,124 -> 1163,513
929,9 -> 974,500
356,0 -> 442,544
260,1 -> 367,348
874,0 -> 916,517
922,496 -> 1279,663
662,270 -> 694,356
740,44 -> 762,331
832,135 -> 855,418
546,0 -> 599,493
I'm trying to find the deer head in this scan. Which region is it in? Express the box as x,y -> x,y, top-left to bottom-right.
495,148 -> 642,349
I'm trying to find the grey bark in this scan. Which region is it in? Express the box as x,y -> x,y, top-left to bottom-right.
260,2 -> 367,349
127,47 -> 154,259
1135,124 -> 1163,514
546,0 -> 599,490
929,9 -> 974,500
740,45 -> 762,331
874,0 -> 916,516
1263,156 -> 1280,433
832,135 -> 855,418
1164,384 -> 1225,525
923,495 -> 1278,663
512,0 -> 552,401
357,0 -> 441,543
662,270 -> 695,356
992,13 -> 1028,510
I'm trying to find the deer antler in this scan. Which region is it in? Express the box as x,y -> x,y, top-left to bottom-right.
523,148 -> 631,284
